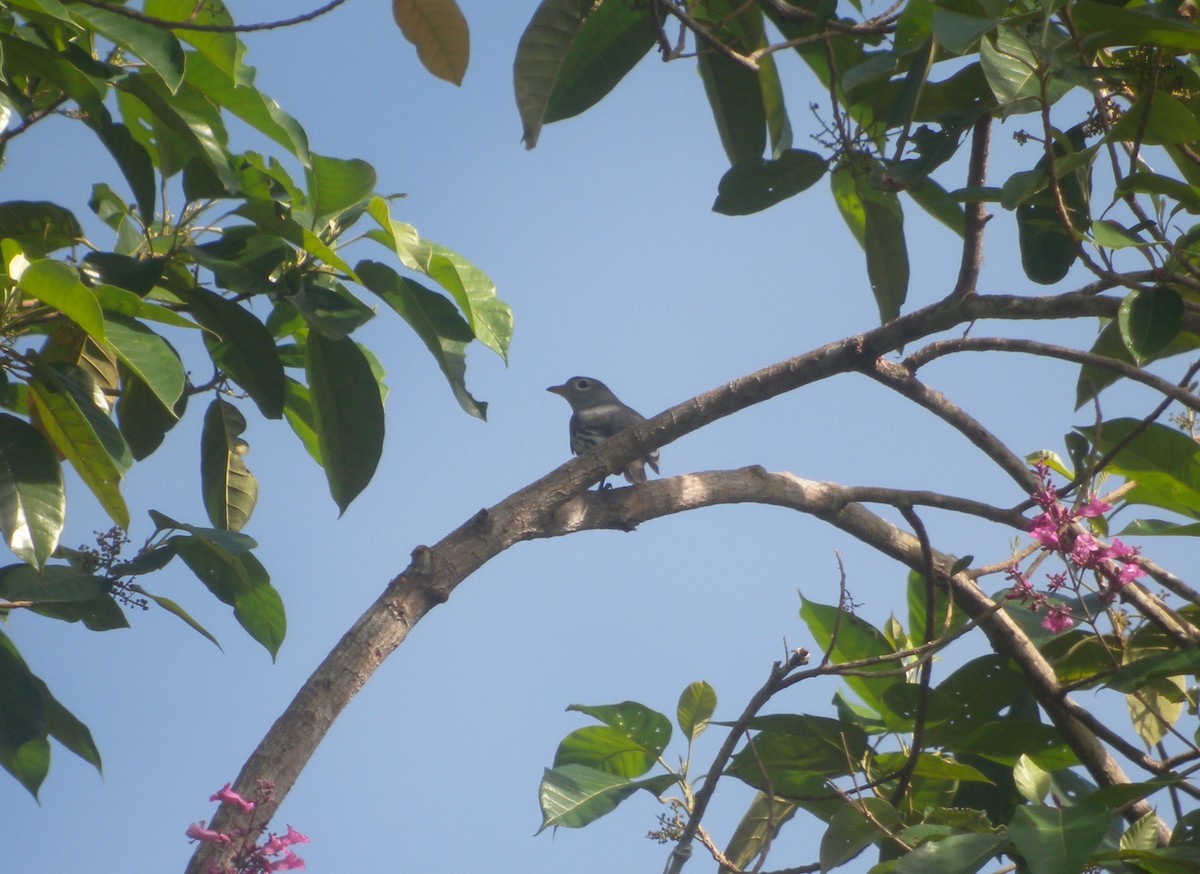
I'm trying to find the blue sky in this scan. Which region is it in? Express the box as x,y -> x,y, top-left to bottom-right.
2,3 -> 1187,872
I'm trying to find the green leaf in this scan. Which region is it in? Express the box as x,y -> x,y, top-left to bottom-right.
0,414 -> 64,569
1117,286 -> 1184,360
200,399 -> 257,533
800,595 -> 900,714
713,150 -> 827,215
282,378 -> 322,465
0,736 -> 49,800
306,153 -> 376,220
172,534 -> 284,659
1109,91 -> 1200,146
17,260 -> 108,345
181,52 -> 309,166
1008,804 -> 1111,874
1072,0 -> 1200,52
820,798 -> 903,873
305,331 -> 385,515
392,0 -> 470,86
184,286 -> 285,420
1017,127 -> 1092,285
116,369 -> 186,461
537,763 -> 641,832
831,159 -> 909,323
0,201 -> 82,253
553,725 -> 661,778
698,45 -> 766,166
28,363 -> 130,530
0,564 -> 128,630
514,0 -> 654,148
68,4 -> 185,92
1078,419 -> 1200,519
1116,172 -> 1200,214
144,0 -> 236,74
677,681 -> 717,742
148,510 -> 257,554
102,314 -> 186,411
128,584 -> 222,650
893,831 -> 1009,874
1117,518 -> 1200,537
36,671 -> 101,773
357,260 -> 486,418
721,792 -> 797,873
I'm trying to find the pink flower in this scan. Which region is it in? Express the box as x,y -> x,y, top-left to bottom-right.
268,849 -> 306,870
1069,532 -> 1102,567
281,826 -> 309,847
1029,513 -> 1061,549
1115,561 -> 1145,586
186,822 -> 232,845
210,783 -> 255,812
1041,605 -> 1074,634
1076,496 -> 1112,518
1100,538 -> 1138,561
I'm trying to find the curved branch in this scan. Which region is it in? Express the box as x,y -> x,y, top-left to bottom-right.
906,337 -> 1200,413
187,291 -> 1171,871
189,466 -> 1166,871
66,0 -> 348,32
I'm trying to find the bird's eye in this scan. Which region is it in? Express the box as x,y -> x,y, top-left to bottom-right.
575,378 -> 591,389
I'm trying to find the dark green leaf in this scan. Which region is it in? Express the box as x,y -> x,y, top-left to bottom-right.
1117,285 -> 1183,360
800,595 -> 900,714
1009,804 -> 1110,874
0,564 -> 128,630
1072,0 -> 1200,52
0,413 -> 64,569
1017,128 -> 1092,285
894,831 -> 1009,874
698,46 -> 766,166
820,798 -> 903,873
116,369 -> 186,461
357,260 -> 485,418
184,286 -> 285,419
713,150 -> 827,215
200,399 -> 257,533
0,202 -> 82,253
1078,419 -> 1200,519
68,5 -> 185,92
128,585 -> 222,650
172,533 -> 283,658
305,331 -> 385,514
144,0 -> 236,75
720,793 -> 797,873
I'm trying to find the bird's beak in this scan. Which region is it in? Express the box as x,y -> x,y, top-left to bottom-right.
546,384 -> 566,396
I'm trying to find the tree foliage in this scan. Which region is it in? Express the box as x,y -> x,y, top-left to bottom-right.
0,0 -> 508,798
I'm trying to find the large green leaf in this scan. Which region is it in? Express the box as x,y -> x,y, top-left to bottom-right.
800,595 -> 900,715
184,286 -> 285,419
831,159 -> 909,323
1016,127 -> 1092,285
1117,285 -> 1184,360
182,50 -> 310,165
0,414 -> 64,569
102,314 -> 186,412
1009,804 -> 1110,874
200,399 -> 257,533
0,202 -> 83,253
17,260 -> 108,346
537,763 -> 647,832
713,150 -> 827,215
515,0 -> 603,148
1079,419 -> 1200,519
172,533 -> 284,659
68,5 -> 185,92
820,797 -> 904,873
556,701 -> 671,778
392,0 -> 470,86
720,792 -> 797,873
116,369 -> 186,461
893,831 -> 1009,874
698,47 -> 766,166
0,564 -> 128,630
366,199 -> 512,361
28,363 -> 130,530
357,260 -> 486,419
1072,0 -> 1200,52
305,330 -> 385,515
305,153 -> 376,220
144,0 -> 237,74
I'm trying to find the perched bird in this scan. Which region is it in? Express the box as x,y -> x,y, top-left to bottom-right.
547,376 -> 660,485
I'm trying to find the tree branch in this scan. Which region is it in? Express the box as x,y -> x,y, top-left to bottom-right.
65,0 -> 348,32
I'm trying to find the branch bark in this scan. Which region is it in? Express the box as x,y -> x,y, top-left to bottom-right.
188,290 -> 1179,871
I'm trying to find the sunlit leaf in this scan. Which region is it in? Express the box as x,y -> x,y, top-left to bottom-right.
0,414 -> 64,569
200,399 -> 257,533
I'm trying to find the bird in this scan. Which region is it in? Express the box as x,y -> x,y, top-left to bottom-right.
547,376 -> 660,486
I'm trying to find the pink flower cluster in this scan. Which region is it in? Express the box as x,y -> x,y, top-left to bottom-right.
1007,464 -> 1145,633
186,782 -> 308,873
